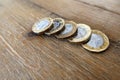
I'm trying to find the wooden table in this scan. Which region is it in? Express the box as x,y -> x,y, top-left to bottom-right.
0,0 -> 120,80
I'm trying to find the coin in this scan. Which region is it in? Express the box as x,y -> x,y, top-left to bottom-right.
69,24 -> 91,43
82,30 -> 109,52
56,21 -> 77,39
45,18 -> 65,35
32,17 -> 53,34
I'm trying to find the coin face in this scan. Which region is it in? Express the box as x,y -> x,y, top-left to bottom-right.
69,24 -> 91,43
32,17 -> 53,34
45,18 -> 65,35
82,30 -> 109,52
56,21 -> 77,39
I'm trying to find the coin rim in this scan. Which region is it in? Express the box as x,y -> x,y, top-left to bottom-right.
32,17 -> 53,34
56,21 -> 77,39
45,18 -> 65,35
69,24 -> 92,43
82,30 -> 109,52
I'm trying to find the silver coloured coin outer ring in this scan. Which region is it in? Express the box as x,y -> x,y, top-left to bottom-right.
32,17 -> 53,34
56,21 -> 77,39
82,30 -> 110,52
69,24 -> 92,43
45,18 -> 65,35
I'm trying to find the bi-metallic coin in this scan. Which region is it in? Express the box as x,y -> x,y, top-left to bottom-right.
56,21 -> 77,39
45,18 -> 65,35
32,17 -> 53,34
69,24 -> 91,43
82,30 -> 109,52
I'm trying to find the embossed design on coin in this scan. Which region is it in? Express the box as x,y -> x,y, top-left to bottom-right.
45,18 -> 65,35
69,24 -> 91,43
82,30 -> 109,52
56,21 -> 77,39
87,34 -> 104,48
32,17 -> 53,34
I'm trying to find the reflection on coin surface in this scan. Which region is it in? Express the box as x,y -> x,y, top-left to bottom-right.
56,21 -> 77,39
32,17 -> 53,34
69,24 -> 91,43
82,30 -> 109,52
45,18 -> 65,35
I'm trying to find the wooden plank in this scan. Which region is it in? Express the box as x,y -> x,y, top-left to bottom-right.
0,35 -> 37,80
75,0 -> 120,15
0,0 -> 120,80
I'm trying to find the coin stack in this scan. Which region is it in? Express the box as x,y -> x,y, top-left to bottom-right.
32,17 -> 110,53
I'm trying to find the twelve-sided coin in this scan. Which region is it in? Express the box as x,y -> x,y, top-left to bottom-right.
56,21 -> 77,39
69,24 -> 91,43
45,18 -> 65,35
82,30 -> 109,52
32,17 -> 53,34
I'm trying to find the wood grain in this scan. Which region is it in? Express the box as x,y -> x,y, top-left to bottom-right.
0,0 -> 120,80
